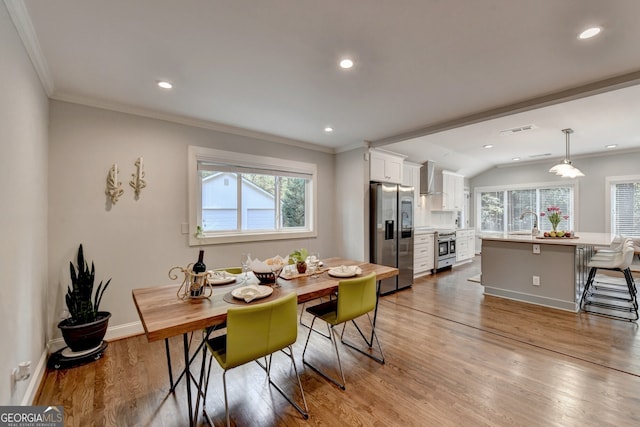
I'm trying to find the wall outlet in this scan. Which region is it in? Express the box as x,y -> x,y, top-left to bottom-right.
532,275 -> 540,286
533,244 -> 540,254
181,223 -> 189,235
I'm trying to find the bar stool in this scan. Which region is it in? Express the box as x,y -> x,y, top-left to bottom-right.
580,241 -> 638,321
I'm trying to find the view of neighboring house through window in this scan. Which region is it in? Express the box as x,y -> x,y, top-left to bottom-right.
200,171 -> 307,231
477,184 -> 574,234
188,146 -> 317,245
608,176 -> 640,237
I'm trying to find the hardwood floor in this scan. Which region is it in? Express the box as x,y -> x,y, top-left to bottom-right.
35,258 -> 640,426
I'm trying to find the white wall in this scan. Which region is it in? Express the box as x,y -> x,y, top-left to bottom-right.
335,147 -> 369,261
47,101 -> 337,339
0,2 -> 49,404
470,151 -> 640,232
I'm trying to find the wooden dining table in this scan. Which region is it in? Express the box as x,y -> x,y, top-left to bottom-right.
132,257 -> 398,426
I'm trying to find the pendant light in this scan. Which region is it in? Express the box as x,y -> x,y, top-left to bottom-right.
549,128 -> 584,178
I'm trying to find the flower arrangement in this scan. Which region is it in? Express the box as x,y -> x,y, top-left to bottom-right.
540,206 -> 570,234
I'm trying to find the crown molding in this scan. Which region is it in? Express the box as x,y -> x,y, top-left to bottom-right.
5,0 -> 54,95
51,91 -> 336,154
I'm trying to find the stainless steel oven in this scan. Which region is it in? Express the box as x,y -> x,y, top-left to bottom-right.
435,231 -> 456,271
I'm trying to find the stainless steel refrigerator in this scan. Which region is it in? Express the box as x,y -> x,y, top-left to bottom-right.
370,182 -> 414,295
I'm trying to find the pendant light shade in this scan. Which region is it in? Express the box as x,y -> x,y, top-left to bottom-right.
549,128 -> 584,178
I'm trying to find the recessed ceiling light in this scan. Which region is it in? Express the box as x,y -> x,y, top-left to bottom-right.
483,144 -> 493,149
324,127 -> 333,133
512,157 -> 521,161
339,58 -> 354,69
605,144 -> 617,149
157,81 -> 173,89
578,26 -> 601,40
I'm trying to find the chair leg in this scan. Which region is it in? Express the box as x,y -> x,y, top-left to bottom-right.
203,353 -> 213,404
299,297 -> 331,338
255,348 -> 309,418
222,370 -> 230,427
302,318 -> 346,390
623,268 -> 638,296
580,267 -> 597,309
286,346 -> 309,418
341,313 -> 385,364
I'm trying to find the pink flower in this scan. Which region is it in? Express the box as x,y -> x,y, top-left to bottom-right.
540,212 -> 546,217
563,215 -> 569,220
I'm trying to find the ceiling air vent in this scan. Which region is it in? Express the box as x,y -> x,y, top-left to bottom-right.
499,124 -> 537,136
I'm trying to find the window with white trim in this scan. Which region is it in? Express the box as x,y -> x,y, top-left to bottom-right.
188,146 -> 317,245
476,183 -> 575,233
607,175 -> 640,237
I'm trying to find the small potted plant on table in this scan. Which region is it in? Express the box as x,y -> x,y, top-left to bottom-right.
289,248 -> 309,274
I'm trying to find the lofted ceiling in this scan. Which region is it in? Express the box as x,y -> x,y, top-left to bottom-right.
10,0 -> 640,177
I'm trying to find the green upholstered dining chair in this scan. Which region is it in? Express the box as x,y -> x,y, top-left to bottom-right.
200,266 -> 244,398
301,272 -> 383,390
201,292 -> 308,426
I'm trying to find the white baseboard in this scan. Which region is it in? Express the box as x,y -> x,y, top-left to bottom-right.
21,350 -> 48,405
47,320 -> 144,353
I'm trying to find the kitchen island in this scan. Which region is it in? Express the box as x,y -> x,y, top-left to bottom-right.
481,232 -> 614,311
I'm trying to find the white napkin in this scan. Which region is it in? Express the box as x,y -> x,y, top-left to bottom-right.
236,285 -> 260,303
333,265 -> 362,275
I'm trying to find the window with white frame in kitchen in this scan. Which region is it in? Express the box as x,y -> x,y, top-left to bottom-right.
607,175 -> 640,237
188,146 -> 317,245
476,183 -> 575,234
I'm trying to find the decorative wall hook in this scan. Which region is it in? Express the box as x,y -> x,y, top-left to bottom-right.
129,157 -> 146,199
105,164 -> 124,204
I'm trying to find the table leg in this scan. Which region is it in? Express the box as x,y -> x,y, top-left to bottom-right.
165,338 -> 174,390
183,333 -> 194,427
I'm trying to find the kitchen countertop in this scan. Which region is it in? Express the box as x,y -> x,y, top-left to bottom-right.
481,232 -> 614,247
414,227 -> 436,233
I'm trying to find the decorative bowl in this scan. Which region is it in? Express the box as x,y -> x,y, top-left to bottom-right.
253,271 -> 276,284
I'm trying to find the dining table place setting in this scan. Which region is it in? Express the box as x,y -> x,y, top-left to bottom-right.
327,264 -> 362,278
206,270 -> 238,285
222,283 -> 282,305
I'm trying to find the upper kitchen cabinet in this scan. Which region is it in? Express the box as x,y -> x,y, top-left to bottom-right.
419,161 -> 464,211
402,162 -> 421,188
442,171 -> 464,211
402,162 -> 422,207
369,149 -> 406,184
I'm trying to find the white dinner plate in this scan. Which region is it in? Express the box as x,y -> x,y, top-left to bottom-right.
231,285 -> 273,301
328,266 -> 362,278
208,276 -> 236,285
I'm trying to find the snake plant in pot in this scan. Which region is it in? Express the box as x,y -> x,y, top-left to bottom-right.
58,244 -> 112,352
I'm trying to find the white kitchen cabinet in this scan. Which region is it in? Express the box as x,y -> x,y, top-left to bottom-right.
442,171 -> 464,211
402,162 -> 422,207
414,231 -> 435,278
402,162 -> 420,187
370,150 -> 404,184
456,229 -> 475,263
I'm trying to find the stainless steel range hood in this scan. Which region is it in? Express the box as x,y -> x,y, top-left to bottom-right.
420,160 -> 440,195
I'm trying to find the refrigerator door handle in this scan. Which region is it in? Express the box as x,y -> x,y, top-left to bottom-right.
385,220 -> 395,240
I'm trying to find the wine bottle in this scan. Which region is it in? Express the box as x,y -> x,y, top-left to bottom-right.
191,250 -> 206,296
